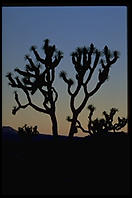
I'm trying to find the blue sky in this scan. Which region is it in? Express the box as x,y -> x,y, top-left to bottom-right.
2,6 -> 127,136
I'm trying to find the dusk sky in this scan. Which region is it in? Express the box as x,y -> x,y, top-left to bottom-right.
2,6 -> 127,136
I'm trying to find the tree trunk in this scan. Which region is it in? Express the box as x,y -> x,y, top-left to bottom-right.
50,113 -> 58,136
69,114 -> 78,137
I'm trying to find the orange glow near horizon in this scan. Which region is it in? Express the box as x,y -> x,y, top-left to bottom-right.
2,7 -> 128,137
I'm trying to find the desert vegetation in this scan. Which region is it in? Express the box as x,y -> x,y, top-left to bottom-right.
60,44 -> 120,136
18,124 -> 39,136
67,105 -> 127,136
6,39 -> 63,136
6,39 -> 128,137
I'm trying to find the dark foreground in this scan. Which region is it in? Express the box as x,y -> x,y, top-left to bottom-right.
2,130 -> 130,195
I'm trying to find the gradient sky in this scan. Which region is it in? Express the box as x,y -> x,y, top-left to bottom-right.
2,6 -> 127,136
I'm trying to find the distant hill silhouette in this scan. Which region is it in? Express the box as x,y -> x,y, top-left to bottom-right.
2,126 -> 21,141
2,126 -> 127,140
2,126 -> 18,134
2,126 -> 87,142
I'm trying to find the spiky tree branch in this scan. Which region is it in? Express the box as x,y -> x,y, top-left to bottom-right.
60,43 -> 119,137
78,105 -> 127,136
6,39 -> 63,136
113,117 -> 127,132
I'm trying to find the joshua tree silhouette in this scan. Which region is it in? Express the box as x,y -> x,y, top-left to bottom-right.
67,104 -> 127,136
87,106 -> 128,135
6,39 -> 63,136
60,44 -> 119,137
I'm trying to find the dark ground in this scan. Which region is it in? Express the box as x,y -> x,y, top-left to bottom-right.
2,130 -> 130,195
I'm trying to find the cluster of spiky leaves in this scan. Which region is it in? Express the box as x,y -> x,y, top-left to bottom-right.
18,124 -> 39,137
91,109 -> 127,135
66,105 -> 127,136
6,39 -> 63,116
87,106 -> 127,135
59,44 -> 119,114
61,44 -> 119,137
60,44 -> 119,91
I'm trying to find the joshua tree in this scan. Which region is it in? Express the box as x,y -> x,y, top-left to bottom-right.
68,105 -> 127,136
102,109 -> 128,133
6,39 -> 63,136
60,44 -> 119,137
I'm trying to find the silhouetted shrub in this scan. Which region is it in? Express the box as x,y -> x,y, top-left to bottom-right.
67,105 -> 127,136
18,124 -> 39,137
